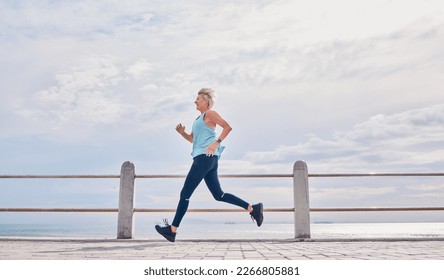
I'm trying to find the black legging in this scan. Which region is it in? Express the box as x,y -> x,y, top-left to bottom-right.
172,154 -> 249,227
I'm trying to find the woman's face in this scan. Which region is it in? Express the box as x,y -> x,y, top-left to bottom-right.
195,95 -> 208,111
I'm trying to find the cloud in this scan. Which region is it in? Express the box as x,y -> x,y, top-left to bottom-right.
2,0 -> 443,156
18,55 -> 126,126
404,192 -> 444,199
403,182 -> 444,200
9,55 -> 196,142
126,59 -> 155,81
341,103 -> 444,142
311,186 -> 396,200
238,104 -> 444,173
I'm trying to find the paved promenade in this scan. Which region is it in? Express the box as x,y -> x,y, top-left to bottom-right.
1,238 -> 444,260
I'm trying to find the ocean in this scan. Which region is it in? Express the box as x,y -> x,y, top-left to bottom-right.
1,222 -> 444,239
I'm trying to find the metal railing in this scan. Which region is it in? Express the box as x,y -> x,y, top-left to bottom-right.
1,161 -> 444,239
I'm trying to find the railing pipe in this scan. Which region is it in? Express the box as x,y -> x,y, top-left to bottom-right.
309,173 -> 444,177
2,207 -> 444,213
2,172 -> 444,179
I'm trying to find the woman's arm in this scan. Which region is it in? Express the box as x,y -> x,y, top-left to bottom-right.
204,110 -> 232,156
176,123 -> 193,143
205,110 -> 232,141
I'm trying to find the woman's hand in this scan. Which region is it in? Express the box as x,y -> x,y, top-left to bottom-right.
176,123 -> 193,143
176,123 -> 185,135
206,141 -> 219,157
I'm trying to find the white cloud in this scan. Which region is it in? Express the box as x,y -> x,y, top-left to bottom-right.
237,104 -> 444,173
406,183 -> 444,192
341,104 -> 444,142
19,56 -> 126,126
126,60 -> 155,80
311,186 -> 396,200
404,192 -> 444,198
8,54 -> 197,142
2,0 -> 443,147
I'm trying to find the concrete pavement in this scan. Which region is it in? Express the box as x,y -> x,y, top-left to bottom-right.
1,238 -> 444,260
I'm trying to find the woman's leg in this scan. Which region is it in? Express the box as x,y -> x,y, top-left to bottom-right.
204,158 -> 250,210
171,155 -> 214,228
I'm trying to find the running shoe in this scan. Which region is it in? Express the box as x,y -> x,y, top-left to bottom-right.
155,218 -> 176,242
250,203 -> 264,227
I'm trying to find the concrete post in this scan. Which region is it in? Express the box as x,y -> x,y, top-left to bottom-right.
293,160 -> 311,239
117,161 -> 135,239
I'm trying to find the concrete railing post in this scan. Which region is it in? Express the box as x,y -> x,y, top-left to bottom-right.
293,160 -> 311,239
117,161 -> 135,239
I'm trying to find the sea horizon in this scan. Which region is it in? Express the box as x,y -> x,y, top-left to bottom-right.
1,222 -> 444,240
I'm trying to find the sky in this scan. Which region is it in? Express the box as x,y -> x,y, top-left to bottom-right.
1,0 -> 444,227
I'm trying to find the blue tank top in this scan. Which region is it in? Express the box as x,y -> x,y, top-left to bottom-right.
191,112 -> 225,158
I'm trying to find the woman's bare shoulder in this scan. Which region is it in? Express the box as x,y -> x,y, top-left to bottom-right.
205,110 -> 220,118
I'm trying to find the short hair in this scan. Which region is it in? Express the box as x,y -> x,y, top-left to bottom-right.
198,88 -> 215,109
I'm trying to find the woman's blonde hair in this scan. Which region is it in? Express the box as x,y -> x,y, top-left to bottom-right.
198,88 -> 215,109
